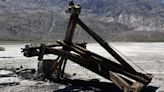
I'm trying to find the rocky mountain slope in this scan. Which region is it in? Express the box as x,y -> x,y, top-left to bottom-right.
0,0 -> 164,41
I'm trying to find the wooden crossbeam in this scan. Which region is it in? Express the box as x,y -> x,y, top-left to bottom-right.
45,47 -> 151,84
55,41 -> 152,84
45,47 -> 147,91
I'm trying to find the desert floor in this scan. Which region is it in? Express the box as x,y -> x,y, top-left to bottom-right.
0,42 -> 163,92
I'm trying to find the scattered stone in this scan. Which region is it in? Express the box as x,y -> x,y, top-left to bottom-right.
72,73 -> 76,76
0,47 -> 5,51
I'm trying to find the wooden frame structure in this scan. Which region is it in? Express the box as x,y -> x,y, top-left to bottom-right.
22,2 -> 153,92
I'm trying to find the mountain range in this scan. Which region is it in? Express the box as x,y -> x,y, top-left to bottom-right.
0,0 -> 164,42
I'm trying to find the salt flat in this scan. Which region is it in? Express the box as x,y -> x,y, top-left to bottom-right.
0,42 -> 164,92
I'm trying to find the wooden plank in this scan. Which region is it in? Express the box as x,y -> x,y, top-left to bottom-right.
109,71 -> 130,92
38,44 -> 46,61
50,56 -> 61,72
55,42 -> 152,84
109,72 -> 145,92
47,48 -> 112,80
47,48 -> 151,84
130,82 -> 144,92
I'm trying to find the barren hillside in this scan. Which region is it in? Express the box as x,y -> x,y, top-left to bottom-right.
0,0 -> 164,41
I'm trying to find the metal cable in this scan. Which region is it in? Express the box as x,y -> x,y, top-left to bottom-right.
108,43 -> 147,73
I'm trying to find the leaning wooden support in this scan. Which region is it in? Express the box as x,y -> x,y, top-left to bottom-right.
77,18 -> 136,72
22,43 -> 153,91
22,2 -> 153,92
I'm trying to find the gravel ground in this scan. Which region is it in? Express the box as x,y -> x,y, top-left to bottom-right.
0,42 -> 164,92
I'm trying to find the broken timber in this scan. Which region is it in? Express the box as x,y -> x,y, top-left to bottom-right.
22,2 -> 153,92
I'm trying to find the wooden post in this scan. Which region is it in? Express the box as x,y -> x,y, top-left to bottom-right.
60,4 -> 81,78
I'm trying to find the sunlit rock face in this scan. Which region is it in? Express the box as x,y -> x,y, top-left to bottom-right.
101,14 -> 164,31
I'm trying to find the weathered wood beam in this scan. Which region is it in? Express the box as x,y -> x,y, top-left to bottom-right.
60,4 -> 81,77
46,48 -> 151,84
46,48 -> 150,91
77,18 -> 136,72
56,41 -> 152,83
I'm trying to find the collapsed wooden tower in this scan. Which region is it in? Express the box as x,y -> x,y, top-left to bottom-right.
22,2 -> 153,92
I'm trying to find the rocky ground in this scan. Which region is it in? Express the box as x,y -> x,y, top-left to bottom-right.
0,42 -> 163,92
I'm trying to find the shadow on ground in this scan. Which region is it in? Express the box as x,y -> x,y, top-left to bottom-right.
52,79 -> 158,92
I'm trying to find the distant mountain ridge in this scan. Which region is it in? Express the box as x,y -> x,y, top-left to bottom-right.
0,0 -> 164,41
1,0 -> 164,15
